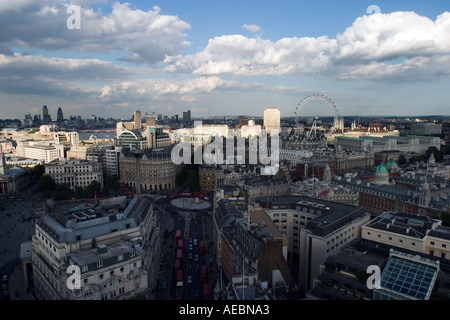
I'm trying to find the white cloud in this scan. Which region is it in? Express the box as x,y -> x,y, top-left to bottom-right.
0,1 -> 191,65
243,24 -> 261,33
167,11 -> 450,82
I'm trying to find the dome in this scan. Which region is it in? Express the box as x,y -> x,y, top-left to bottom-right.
375,163 -> 388,174
386,160 -> 398,168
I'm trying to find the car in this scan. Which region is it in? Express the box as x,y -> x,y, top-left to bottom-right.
193,239 -> 198,246
189,253 -> 193,259
194,254 -> 199,262
2,275 -> 7,282
194,290 -> 200,298
189,244 -> 193,251
189,238 -> 193,244
187,275 -> 192,284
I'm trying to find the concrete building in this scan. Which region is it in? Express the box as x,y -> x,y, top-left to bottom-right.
256,196 -> 370,292
334,135 -> 440,154
410,123 -> 443,136
44,158 -> 104,190
133,110 -> 142,130
118,146 -> 181,191
263,107 -> 281,136
362,211 -> 450,261
0,151 -> 30,194
32,196 -> 159,300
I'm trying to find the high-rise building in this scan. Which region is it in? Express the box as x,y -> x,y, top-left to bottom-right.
133,110 -> 142,130
263,107 -> 280,135
42,106 -> 52,124
57,107 -> 64,123
145,113 -> 156,127
183,109 -> 191,126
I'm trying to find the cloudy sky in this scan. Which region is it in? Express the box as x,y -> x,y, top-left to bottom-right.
1,0 -> 450,120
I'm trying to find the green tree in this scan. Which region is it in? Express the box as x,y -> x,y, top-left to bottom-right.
85,180 -> 102,195
441,211 -> 450,227
425,146 -> 443,163
104,175 -> 120,193
54,183 -> 73,200
398,154 -> 407,166
185,169 -> 199,191
38,174 -> 56,192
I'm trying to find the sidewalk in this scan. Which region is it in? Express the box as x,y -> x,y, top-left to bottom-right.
8,265 -> 34,300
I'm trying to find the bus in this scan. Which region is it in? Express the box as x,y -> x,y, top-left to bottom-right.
176,248 -> 183,261
199,241 -> 205,255
174,258 -> 181,272
176,269 -> 184,299
175,229 -> 182,242
177,239 -> 184,250
201,265 -> 208,283
203,283 -> 210,300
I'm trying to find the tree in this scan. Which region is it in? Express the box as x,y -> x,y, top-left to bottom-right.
54,183 -> 73,200
441,211 -> 450,227
85,180 -> 102,196
38,175 -> 56,192
185,169 -> 199,191
425,146 -> 443,163
104,175 -> 120,193
398,154 -> 407,166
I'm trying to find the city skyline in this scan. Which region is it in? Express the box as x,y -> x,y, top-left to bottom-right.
1,1 -> 450,119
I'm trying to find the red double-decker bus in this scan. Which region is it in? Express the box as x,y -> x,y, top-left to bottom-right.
176,248 -> 183,260
203,283 -> 210,300
174,258 -> 181,272
201,265 -> 208,283
175,229 -> 182,242
199,241 -> 205,255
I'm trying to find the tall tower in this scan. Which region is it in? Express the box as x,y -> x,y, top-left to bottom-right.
57,107 -> 64,123
42,105 -> 51,123
133,110 -> 142,130
263,107 -> 280,135
0,150 -> 6,175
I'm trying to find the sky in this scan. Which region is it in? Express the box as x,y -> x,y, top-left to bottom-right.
1,0 -> 450,120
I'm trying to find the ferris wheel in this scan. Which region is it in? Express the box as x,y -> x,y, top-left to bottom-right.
295,94 -> 340,132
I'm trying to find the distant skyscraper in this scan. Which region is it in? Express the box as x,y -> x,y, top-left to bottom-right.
145,113 -> 156,127
263,107 -> 280,135
183,109 -> 191,126
133,110 -> 142,130
57,107 -> 64,123
42,105 -> 52,123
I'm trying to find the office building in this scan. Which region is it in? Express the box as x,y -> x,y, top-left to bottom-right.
32,196 -> 159,300
45,158 -> 104,190
263,107 -> 281,135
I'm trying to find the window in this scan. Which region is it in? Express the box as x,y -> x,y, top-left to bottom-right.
97,261 -> 103,268
431,241 -> 435,245
412,242 -> 415,246
443,244 -> 447,248
82,265 -> 88,273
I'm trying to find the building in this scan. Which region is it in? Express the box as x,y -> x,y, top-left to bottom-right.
334,135 -> 440,154
118,146 -> 181,191
45,158 -> 104,190
362,211 -> 450,260
145,113 -> 156,127
42,106 -> 52,124
115,129 -> 148,150
22,142 -> 64,163
256,196 -> 370,292
263,107 -> 280,135
32,196 -> 159,300
410,123 -> 443,136
212,197 -> 295,300
133,110 -> 142,130
0,151 -> 30,194
57,107 -> 64,123
199,165 -> 217,192
183,109 -> 191,126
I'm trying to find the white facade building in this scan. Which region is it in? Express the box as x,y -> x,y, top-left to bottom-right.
45,158 -> 104,189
